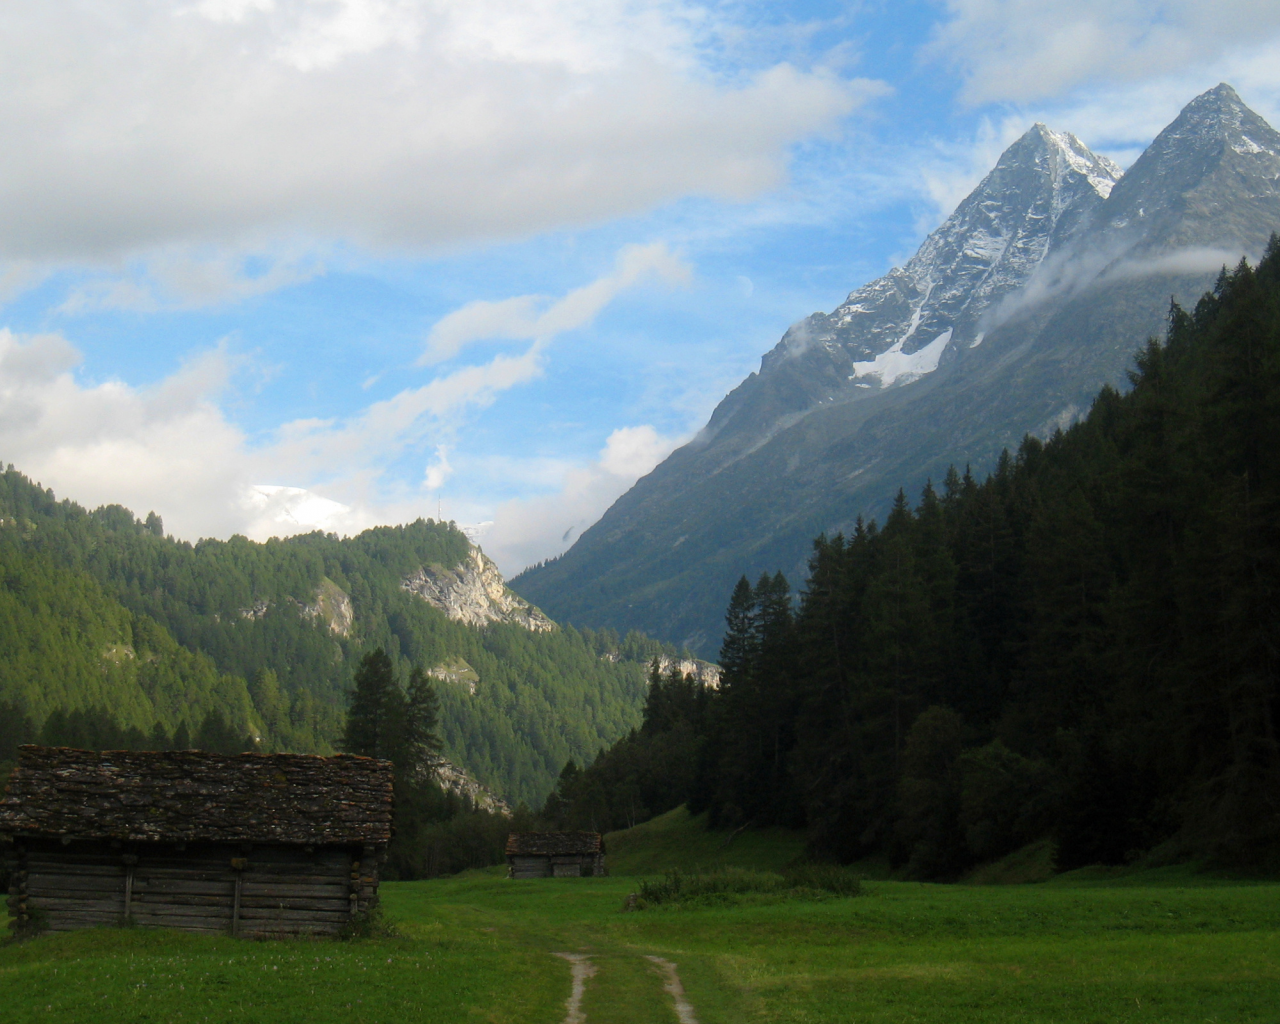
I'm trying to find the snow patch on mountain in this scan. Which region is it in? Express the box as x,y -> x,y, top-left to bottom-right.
851,328 -> 953,387
765,120 -> 1124,401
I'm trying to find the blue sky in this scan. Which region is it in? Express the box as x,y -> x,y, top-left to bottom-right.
2,0 -> 1278,572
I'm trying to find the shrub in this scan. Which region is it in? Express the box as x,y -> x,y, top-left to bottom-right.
629,865 -> 861,909
782,863 -> 863,896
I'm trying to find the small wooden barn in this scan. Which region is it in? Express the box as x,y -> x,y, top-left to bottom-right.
0,745 -> 393,937
505,831 -> 605,878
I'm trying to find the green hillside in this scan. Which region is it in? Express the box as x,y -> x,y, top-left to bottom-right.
603,805 -> 807,876
0,469 -> 676,805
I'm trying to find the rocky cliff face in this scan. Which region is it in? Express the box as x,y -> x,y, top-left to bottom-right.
434,759 -> 511,815
426,656 -> 480,695
655,655 -> 721,689
403,544 -> 556,632
512,84 -> 1280,656
298,577 -> 354,637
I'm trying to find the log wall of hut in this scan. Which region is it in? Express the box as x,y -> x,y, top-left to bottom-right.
508,853 -> 605,879
505,832 -> 606,878
5,838 -> 381,937
1,746 -> 394,938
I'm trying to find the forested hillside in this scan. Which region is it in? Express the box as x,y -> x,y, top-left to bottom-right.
0,474 -> 681,805
548,243 -> 1280,870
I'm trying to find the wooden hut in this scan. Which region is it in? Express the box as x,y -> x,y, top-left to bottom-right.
505,831 -> 605,878
0,745 -> 393,937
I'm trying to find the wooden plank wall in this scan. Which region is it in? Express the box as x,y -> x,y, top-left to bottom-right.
508,854 -> 606,878
4,839 -> 382,937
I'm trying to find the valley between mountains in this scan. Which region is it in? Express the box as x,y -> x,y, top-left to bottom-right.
1,83 -> 1277,850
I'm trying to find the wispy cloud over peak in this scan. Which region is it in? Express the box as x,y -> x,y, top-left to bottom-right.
421,242 -> 691,364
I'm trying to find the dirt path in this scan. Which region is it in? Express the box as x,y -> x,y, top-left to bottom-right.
553,952 -> 699,1024
645,957 -> 700,1024
552,953 -> 596,1024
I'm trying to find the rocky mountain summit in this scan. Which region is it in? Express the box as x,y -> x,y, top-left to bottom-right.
513,84 -> 1280,656
403,544 -> 556,632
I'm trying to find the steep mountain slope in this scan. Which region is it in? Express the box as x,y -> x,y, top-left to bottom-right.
0,466 -> 688,804
512,84 -> 1280,655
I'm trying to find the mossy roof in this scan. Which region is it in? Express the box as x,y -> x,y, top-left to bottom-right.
0,745 -> 394,845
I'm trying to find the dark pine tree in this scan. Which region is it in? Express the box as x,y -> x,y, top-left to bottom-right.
343,649 -> 402,761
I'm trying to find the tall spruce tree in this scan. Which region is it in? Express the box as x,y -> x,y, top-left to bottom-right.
402,666 -> 443,779
343,649 -> 400,762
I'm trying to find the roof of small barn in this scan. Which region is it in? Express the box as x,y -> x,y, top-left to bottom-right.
0,745 -> 394,845
505,831 -> 602,857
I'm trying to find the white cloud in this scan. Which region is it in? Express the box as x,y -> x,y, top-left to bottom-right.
0,329 -> 253,536
423,445 -> 452,491
0,231 -> 700,548
0,0 -> 871,276
422,242 -> 691,363
241,484 -> 353,536
929,1 -> 1280,106
266,342 -> 549,481
483,424 -> 680,573
597,424 -> 671,478
0,323 -> 543,541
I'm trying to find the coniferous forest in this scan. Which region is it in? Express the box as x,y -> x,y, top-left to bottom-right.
546,242 -> 1280,872
0,471 -> 688,807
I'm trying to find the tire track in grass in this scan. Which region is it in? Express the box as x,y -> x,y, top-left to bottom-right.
645,956 -> 699,1024
553,953 -> 595,1024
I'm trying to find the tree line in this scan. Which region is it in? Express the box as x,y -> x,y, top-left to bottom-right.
338,648 -> 534,878
545,241 -> 1280,873
0,464 -> 694,804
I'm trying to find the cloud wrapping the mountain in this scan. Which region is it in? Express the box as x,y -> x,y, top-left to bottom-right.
0,238 -> 681,557
0,329 -> 251,534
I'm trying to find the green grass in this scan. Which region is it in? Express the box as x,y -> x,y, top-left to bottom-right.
6,870 -> 1279,1022
603,805 -> 808,876
4,820 -> 1280,1022
966,839 -> 1059,885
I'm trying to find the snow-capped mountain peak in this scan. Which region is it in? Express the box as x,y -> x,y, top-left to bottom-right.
1031,123 -> 1123,200
762,121 -> 1122,390
1097,83 -> 1280,256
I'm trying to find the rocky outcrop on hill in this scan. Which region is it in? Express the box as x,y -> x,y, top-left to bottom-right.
434,759 -> 511,815
402,544 -> 556,631
427,656 -> 480,695
655,655 -> 721,689
298,577 -> 354,637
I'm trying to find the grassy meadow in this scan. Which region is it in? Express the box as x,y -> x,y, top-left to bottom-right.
4,810 -> 1280,1023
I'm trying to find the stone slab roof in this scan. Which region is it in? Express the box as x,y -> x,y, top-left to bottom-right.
0,746 -> 394,845
505,831 -> 602,857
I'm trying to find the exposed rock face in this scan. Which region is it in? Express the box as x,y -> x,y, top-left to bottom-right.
513,84 -> 1280,656
427,656 -> 480,695
238,600 -> 269,621
655,655 -> 721,689
433,759 -> 511,815
298,577 -> 354,637
402,545 -> 556,631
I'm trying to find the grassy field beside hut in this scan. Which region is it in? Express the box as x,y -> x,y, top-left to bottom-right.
3,863 -> 1280,1023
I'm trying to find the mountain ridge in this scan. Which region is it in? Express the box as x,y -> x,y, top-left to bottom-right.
512,84 -> 1280,655
0,464 -> 694,804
